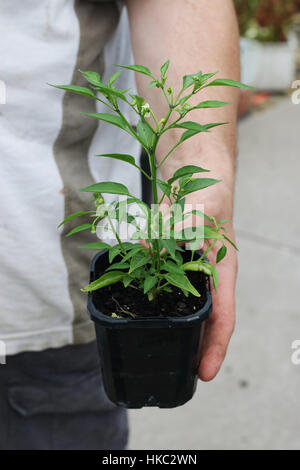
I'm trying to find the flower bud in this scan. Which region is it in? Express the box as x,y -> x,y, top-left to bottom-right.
141,102 -> 151,118
96,205 -> 108,218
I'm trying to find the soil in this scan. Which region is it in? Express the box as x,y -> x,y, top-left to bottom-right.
93,270 -> 209,319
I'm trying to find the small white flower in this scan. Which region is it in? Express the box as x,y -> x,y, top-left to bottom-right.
141,102 -> 151,118
96,204 -> 108,218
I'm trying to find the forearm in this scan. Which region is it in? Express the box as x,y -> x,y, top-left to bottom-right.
125,0 -> 240,212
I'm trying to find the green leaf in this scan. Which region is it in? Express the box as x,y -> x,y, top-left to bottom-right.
216,244 -> 227,263
203,226 -> 223,240
182,71 -> 202,91
168,165 -> 210,185
190,210 -> 212,223
210,265 -> 219,291
106,262 -> 130,271
178,122 -> 227,144
81,271 -> 125,292
129,253 -> 151,274
107,242 -> 139,264
179,178 -> 220,197
123,275 -> 133,288
148,80 -> 158,89
48,84 -> 96,99
160,59 -> 170,78
83,113 -> 128,132
116,64 -> 154,79
131,230 -> 148,240
200,72 -> 218,84
79,181 -> 131,196
108,245 -> 122,263
161,261 -> 185,275
93,83 -> 127,101
204,78 -> 254,90
137,118 -> 155,149
143,275 -> 158,294
157,179 -> 171,198
108,71 -> 122,87
178,129 -> 198,144
95,153 -> 136,167
176,121 -> 227,131
58,211 -> 93,228
65,223 -> 92,237
223,234 -> 238,251
165,273 -> 200,297
79,70 -> 102,86
218,219 -> 230,224
115,197 -> 150,220
182,74 -> 195,91
131,267 -> 144,278
129,93 -> 145,112
174,251 -> 183,266
191,100 -> 230,109
121,246 -> 143,263
161,239 -> 178,260
182,261 -> 212,275
79,242 -> 111,250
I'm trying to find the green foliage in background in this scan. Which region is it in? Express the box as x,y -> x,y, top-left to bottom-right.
235,0 -> 300,42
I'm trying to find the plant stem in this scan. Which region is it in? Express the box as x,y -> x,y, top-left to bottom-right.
157,140 -> 182,169
200,239 -> 217,260
106,207 -> 126,255
116,107 -> 145,147
95,97 -> 115,112
148,87 -> 177,272
162,88 -> 170,106
126,98 -> 157,137
160,115 -> 182,134
149,109 -> 160,131
149,146 -> 161,273
135,165 -> 152,182
157,281 -> 170,291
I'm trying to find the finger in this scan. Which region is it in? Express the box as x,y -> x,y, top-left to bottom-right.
198,258 -> 237,381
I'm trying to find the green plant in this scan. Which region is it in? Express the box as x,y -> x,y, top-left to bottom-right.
51,61 -> 251,304
235,0 -> 300,42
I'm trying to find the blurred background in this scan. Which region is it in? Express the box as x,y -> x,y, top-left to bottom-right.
129,0 -> 300,450
237,0 -> 300,113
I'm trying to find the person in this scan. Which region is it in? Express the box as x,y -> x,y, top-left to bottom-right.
0,0 -> 239,450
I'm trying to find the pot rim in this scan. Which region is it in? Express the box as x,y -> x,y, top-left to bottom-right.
88,249 -> 212,329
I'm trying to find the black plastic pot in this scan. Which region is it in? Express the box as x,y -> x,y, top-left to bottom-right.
88,250 -> 212,409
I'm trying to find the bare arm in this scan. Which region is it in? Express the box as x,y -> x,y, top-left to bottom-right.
125,0 -> 240,381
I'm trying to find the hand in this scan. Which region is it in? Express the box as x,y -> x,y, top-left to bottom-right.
198,222 -> 237,381
184,178 -> 237,382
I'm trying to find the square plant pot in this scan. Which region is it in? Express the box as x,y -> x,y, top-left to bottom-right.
87,249 -> 212,409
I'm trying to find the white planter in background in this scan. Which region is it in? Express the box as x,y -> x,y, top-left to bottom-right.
240,34 -> 298,91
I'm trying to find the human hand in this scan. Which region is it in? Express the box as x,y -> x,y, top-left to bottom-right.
198,222 -> 237,381
183,177 -> 237,382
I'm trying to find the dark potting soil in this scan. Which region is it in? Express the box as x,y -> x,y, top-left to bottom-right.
93,270 -> 209,319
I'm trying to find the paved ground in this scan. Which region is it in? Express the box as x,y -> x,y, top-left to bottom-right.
128,97 -> 300,450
